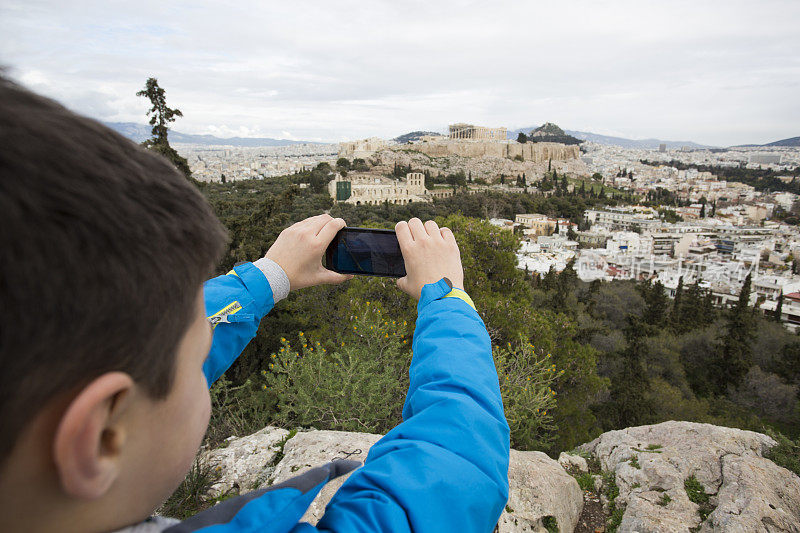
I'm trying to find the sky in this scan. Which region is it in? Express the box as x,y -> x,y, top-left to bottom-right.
1,0 -> 799,146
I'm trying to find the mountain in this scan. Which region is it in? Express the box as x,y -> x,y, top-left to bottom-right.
103,122 -> 320,147
764,136 -> 800,147
508,125 -> 712,149
393,131 -> 442,143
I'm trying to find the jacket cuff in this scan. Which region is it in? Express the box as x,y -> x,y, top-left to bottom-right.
231,262 -> 275,317
417,278 -> 476,313
252,257 -> 291,303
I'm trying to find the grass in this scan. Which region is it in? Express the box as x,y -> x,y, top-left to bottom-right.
658,493 -> 672,507
629,455 -> 641,469
159,456 -> 237,519
542,515 -> 558,533
685,475 -> 714,521
574,471 -> 596,492
603,470 -> 625,533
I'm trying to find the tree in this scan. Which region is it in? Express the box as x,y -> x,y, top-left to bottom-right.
517,132 -> 528,143
641,280 -> 669,327
604,316 -> 654,428
774,291 -> 784,323
670,276 -> 684,330
336,158 -> 351,170
136,77 -> 191,179
700,203 -> 706,218
713,273 -> 755,391
711,201 -> 716,218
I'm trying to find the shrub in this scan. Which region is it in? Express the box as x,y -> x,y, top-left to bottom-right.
264,301 -> 412,434
765,431 -> 800,478
494,338 -> 560,450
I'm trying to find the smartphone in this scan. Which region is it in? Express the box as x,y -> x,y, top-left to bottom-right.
325,227 -> 406,278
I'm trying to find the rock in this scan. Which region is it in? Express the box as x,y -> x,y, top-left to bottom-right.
559,452 -> 589,473
497,450 -> 584,533
267,430 -> 382,525
203,422 -> 800,532
202,426 -> 289,497
593,474 -> 604,492
580,421 -> 800,533
700,454 -> 800,532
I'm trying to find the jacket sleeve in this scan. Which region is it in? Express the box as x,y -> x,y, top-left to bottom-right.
203,262 -> 277,386
312,278 -> 510,533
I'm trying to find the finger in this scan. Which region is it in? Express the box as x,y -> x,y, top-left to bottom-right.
304,213 -> 333,234
316,217 -> 346,244
395,220 -> 412,250
408,218 -> 426,240
440,227 -> 456,246
424,220 -> 441,239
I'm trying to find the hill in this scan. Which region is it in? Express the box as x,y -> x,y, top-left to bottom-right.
393,131 -> 442,144
765,136 -> 800,147
103,122 -> 319,147
527,122 -> 583,145
508,125 -> 712,149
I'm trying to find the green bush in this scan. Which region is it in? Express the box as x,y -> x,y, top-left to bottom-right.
494,339 -> 560,450
765,431 -> 800,477
264,301 -> 412,434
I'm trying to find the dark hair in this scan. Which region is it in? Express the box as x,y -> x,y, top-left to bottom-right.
0,76 -> 228,459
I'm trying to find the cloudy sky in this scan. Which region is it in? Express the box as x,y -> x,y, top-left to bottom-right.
1,0 -> 798,146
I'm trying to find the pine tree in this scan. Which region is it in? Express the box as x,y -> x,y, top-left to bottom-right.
711,202 -> 716,217
136,77 -> 191,179
700,203 -> 706,218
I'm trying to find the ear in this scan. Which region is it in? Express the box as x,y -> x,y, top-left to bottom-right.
53,372 -> 135,499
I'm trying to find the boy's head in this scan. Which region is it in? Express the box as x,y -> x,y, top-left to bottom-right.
0,75 -> 227,529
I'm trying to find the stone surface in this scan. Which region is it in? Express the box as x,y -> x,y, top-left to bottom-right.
700,454 -> 800,533
559,452 -> 589,473
203,422 -> 800,532
267,430 -> 382,525
580,421 -> 800,533
497,450 -> 584,533
203,426 -> 289,497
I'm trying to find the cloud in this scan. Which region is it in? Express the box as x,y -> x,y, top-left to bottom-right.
1,0 -> 799,145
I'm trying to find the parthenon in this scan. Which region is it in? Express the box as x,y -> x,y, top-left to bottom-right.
448,123 -> 507,141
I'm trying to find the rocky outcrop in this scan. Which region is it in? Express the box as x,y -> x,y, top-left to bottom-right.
203,427 -> 582,531
580,421 -> 800,532
202,422 -> 800,532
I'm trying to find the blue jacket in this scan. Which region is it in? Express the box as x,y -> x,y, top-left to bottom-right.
167,262 -> 510,532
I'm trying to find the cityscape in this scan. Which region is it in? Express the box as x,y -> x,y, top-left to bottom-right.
173,122 -> 800,330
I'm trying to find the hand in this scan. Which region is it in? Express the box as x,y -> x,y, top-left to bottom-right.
265,214 -> 353,291
395,218 -> 464,301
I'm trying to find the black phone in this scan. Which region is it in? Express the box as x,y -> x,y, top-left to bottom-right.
325,227 -> 406,278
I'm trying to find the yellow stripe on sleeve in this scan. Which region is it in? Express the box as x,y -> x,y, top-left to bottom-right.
443,288 -> 477,311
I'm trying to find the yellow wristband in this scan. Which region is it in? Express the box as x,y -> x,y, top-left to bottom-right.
443,287 -> 476,311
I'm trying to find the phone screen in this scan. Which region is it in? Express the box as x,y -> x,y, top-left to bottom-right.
327,228 -> 406,277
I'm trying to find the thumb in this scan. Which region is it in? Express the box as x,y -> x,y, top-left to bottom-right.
396,276 -> 409,293
320,267 -> 353,285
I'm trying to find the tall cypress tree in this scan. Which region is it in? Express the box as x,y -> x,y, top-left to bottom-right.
607,316 -> 654,428
774,291 -> 784,323
714,273 -> 755,391
670,276 -> 684,330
